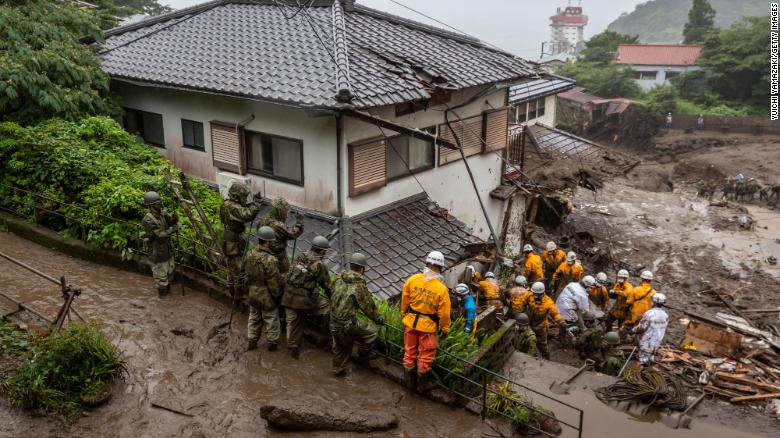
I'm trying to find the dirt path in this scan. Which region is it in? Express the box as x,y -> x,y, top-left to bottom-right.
0,232 -> 492,437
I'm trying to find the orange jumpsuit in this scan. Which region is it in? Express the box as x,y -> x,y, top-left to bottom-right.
518,293 -> 564,359
478,279 -> 503,309
625,281 -> 656,326
401,273 -> 452,374
588,285 -> 609,310
608,280 -> 633,327
541,249 -> 566,277
506,286 -> 531,315
523,253 -> 544,283
552,261 -> 584,288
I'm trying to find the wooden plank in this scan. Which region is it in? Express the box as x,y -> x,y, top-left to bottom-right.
716,372 -> 780,393
713,380 -> 758,394
730,393 -> 780,403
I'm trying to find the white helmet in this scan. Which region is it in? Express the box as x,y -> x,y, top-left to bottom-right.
582,275 -> 596,288
640,270 -> 654,281
617,269 -> 629,279
596,272 -> 608,285
425,250 -> 445,268
531,282 -> 545,294
546,241 -> 557,251
515,275 -> 528,286
652,293 -> 666,305
455,283 -> 470,296
566,251 -> 577,263
485,271 -> 496,279
523,244 -> 533,252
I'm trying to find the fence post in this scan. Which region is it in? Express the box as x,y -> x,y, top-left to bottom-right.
481,373 -> 487,420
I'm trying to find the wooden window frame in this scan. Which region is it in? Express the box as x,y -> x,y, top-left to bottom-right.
209,120 -> 245,174
483,108 -> 509,153
348,137 -> 387,197
438,114 -> 484,166
244,129 -> 305,186
181,119 -> 205,151
385,128 -> 436,182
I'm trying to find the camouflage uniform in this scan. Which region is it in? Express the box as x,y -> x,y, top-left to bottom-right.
245,245 -> 282,345
575,324 -> 605,363
261,198 -> 303,274
141,209 -> 178,291
219,183 -> 260,295
282,251 -> 333,351
515,325 -> 538,357
330,270 -> 383,375
599,346 -> 625,376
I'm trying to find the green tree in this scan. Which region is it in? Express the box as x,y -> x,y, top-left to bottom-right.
0,0 -> 116,125
642,85 -> 678,115
683,0 -> 716,44
556,62 -> 642,98
580,31 -> 639,65
93,0 -> 171,17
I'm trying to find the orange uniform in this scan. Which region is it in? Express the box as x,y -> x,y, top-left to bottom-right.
402,272 -> 452,374
519,293 -> 563,328
478,279 -> 501,301
609,280 -> 633,321
506,286 -> 531,314
523,253 -> 544,283
541,249 -> 566,275
625,281 -> 656,326
588,285 -> 609,310
552,261 -> 584,286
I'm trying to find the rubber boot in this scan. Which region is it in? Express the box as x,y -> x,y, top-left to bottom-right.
290,347 -> 300,359
267,342 -> 278,352
157,286 -> 168,298
403,367 -> 417,390
416,371 -> 437,394
247,340 -> 258,351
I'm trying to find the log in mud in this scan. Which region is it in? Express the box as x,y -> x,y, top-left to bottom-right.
260,400 -> 399,432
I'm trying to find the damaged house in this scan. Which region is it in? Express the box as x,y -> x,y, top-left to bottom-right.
98,0 -> 549,297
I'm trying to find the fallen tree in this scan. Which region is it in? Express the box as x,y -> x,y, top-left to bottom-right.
259,400 -> 399,432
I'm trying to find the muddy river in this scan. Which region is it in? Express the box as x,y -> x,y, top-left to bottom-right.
0,232 -> 492,437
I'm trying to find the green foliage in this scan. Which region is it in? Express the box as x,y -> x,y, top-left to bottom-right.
0,320 -> 33,355
555,62 -> 642,98
683,0 -> 716,44
0,0 -> 117,125
1,321 -> 125,418
486,381 -> 550,434
607,0 -> 768,44
92,0 -> 171,17
642,85 -> 679,115
0,117 -> 225,269
579,31 -> 639,65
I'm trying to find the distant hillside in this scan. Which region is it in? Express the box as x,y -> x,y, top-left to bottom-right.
607,0 -> 768,43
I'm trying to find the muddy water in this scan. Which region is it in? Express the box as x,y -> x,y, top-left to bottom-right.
0,232 -> 492,437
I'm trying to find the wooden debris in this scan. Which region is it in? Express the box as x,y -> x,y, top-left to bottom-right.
716,373 -> 780,393
713,380 -> 758,394
730,393 -> 780,403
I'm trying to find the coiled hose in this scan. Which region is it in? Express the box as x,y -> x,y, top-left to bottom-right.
596,367 -> 688,411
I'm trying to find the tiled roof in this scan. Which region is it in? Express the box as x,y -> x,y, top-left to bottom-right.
508,75 -> 576,105
557,86 -> 599,105
99,0 -> 538,109
614,44 -> 702,66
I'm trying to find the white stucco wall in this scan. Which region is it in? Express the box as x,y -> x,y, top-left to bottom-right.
113,82 -> 339,213
629,65 -> 702,91
342,86 -> 508,240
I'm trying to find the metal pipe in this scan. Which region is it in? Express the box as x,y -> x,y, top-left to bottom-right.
0,290 -> 54,323
0,250 -> 60,285
336,113 -> 344,216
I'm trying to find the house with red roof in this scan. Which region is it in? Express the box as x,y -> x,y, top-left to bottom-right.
614,44 -> 702,91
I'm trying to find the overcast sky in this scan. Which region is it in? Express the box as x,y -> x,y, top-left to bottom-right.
161,0 -> 648,59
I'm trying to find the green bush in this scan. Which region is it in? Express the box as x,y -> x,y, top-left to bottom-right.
1,321 -> 125,418
0,117 -> 225,268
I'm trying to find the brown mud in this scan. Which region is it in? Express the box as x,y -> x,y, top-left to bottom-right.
0,232 -> 493,437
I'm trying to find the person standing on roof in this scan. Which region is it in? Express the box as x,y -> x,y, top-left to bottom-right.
521,244 -> 544,284
478,271 -> 502,310
556,275 -> 593,337
633,293 -> 669,365
505,275 -> 530,318
519,282 -> 568,359
261,197 -> 303,273
220,182 -> 261,300
588,272 -> 610,311
244,226 -> 282,352
622,271 -> 657,338
401,250 -> 451,392
455,283 -> 476,335
141,191 -> 179,297
551,251 -> 584,298
605,269 -> 633,332
541,241 -> 566,288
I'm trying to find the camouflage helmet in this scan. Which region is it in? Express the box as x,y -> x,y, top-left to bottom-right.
228,182 -> 250,203
514,313 -> 530,325
583,311 -> 596,322
270,197 -> 291,220
256,226 -> 276,242
311,235 -> 330,250
604,331 -> 620,345
350,252 -> 368,267
144,191 -> 161,206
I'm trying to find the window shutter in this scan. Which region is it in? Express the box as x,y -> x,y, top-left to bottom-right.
484,109 -> 509,151
438,115 -> 483,165
210,121 -> 243,174
349,139 -> 387,197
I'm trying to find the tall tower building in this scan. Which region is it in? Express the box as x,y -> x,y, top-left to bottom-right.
549,2 -> 588,55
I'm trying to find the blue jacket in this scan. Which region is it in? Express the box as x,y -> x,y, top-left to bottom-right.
462,294 -> 477,334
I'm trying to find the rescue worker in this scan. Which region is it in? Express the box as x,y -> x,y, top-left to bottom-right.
598,332 -> 625,376
505,275 -> 530,318
401,250 -> 451,392
664,112 -> 673,128
521,244 -> 544,284
244,226 -> 282,351
541,241 -> 566,288
622,271 -> 657,337
282,235 -> 333,359
588,272 -> 610,311
141,191 -> 179,297
330,253 -> 384,377
575,311 -> 604,363
219,182 -> 261,298
556,275 -> 593,338
519,282 -> 568,359
632,293 -> 669,365
605,269 -> 633,332
514,313 -> 537,357
478,271 -> 502,310
262,197 -> 304,273
455,283 -> 477,335
551,251 -> 584,298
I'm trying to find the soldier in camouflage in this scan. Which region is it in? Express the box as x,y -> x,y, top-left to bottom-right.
598,331 -> 625,376
244,226 -> 282,351
575,311 -> 605,363
281,235 -> 333,359
329,253 -> 384,377
513,313 -> 538,357
141,191 -> 179,297
219,182 -> 261,298
261,197 -> 303,274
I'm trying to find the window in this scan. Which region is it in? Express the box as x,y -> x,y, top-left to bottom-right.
665,71 -> 680,81
386,135 -> 435,180
181,119 -> 205,151
513,98 -> 546,124
122,108 -> 165,147
244,130 -> 303,185
634,71 -> 657,80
